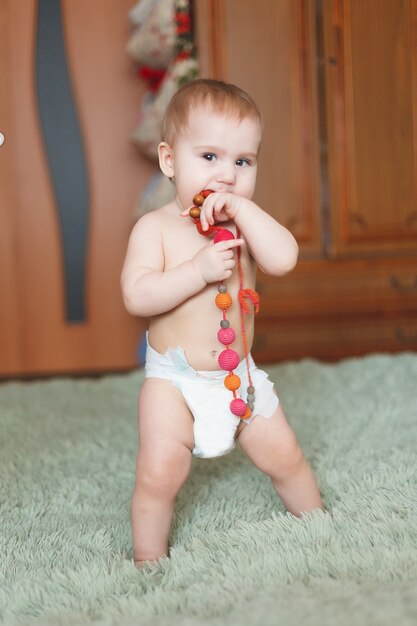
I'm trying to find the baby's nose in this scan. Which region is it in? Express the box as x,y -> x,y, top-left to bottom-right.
216,162 -> 236,184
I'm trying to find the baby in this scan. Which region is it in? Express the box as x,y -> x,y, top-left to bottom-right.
121,79 -> 323,566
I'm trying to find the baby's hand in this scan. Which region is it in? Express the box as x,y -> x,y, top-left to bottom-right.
182,192 -> 245,232
193,238 -> 244,283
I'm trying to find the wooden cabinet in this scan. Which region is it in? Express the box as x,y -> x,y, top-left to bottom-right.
0,0 -> 153,376
323,0 -> 417,258
195,0 -> 417,361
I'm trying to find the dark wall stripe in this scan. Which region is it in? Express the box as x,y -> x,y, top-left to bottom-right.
35,0 -> 89,322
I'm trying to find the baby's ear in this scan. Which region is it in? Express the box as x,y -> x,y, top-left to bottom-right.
158,142 -> 174,178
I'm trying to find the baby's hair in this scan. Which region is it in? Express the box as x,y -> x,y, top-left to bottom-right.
161,78 -> 262,146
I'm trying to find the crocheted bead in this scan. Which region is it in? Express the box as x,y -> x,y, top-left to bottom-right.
247,393 -> 255,402
224,373 -> 241,391
242,407 -> 252,420
213,228 -> 234,244
230,398 -> 247,417
215,293 -> 232,310
195,221 -> 216,236
248,401 -> 255,410
220,320 -> 230,328
247,385 -> 255,394
218,284 -> 227,293
217,327 -> 236,345
193,193 -> 205,207
218,349 -> 240,371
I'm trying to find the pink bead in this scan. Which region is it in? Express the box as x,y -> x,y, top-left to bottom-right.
217,327 -> 236,345
218,349 -> 240,371
213,228 -> 234,243
230,398 -> 247,416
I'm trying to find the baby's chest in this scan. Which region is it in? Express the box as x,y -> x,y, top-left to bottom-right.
162,227 -> 206,269
162,221 -> 255,283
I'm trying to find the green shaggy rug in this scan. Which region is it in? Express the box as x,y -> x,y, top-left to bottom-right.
1,353 -> 417,626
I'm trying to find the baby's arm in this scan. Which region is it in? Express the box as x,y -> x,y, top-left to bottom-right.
196,193 -> 299,276
234,199 -> 299,275
121,212 -> 243,317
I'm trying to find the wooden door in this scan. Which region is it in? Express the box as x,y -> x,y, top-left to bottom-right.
0,0 -> 154,376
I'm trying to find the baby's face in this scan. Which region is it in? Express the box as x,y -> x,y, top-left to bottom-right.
171,105 -> 262,211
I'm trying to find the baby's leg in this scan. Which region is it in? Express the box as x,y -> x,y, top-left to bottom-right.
132,377 -> 194,565
237,404 -> 323,515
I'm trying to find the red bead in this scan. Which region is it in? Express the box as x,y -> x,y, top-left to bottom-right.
195,221 -> 217,237
213,228 -> 234,243
218,349 -> 240,371
230,398 -> 247,417
217,327 -> 236,345
201,189 -> 214,198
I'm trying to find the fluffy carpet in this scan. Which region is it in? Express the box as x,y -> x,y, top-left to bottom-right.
1,353 -> 417,626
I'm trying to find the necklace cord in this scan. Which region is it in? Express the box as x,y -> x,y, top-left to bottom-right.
189,193 -> 260,418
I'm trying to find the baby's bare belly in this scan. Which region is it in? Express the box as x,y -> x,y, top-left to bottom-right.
148,283 -> 255,371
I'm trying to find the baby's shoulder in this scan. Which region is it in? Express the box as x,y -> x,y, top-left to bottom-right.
137,205 -> 164,227
130,203 -> 172,238
138,202 -> 178,230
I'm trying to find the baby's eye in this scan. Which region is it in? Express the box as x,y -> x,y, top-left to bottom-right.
236,158 -> 251,167
202,153 -> 216,162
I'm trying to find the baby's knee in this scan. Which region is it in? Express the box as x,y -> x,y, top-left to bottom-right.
135,449 -> 191,500
273,443 -> 306,481
263,437 -> 305,482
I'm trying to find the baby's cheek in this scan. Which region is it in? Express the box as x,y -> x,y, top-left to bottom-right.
241,173 -> 257,198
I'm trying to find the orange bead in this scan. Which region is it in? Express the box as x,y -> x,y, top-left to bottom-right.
242,407 -> 252,420
215,293 -> 232,310
224,373 -> 241,391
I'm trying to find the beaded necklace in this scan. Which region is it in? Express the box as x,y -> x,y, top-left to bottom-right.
188,189 -> 260,421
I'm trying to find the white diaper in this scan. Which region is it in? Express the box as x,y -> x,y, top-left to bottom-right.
144,334 -> 279,459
